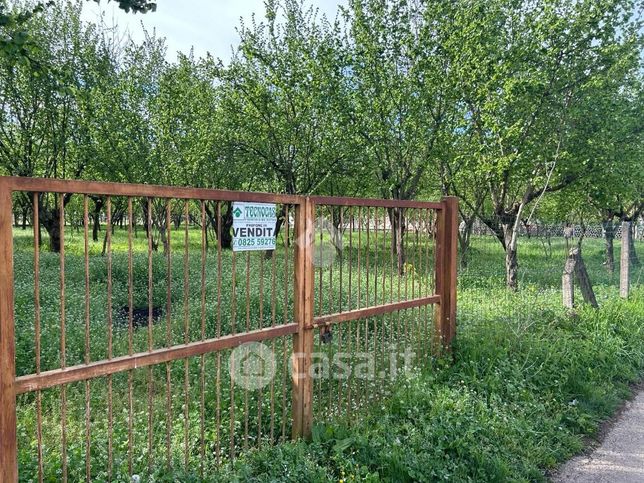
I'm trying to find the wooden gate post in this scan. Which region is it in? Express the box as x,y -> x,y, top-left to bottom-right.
292,198 -> 314,440
0,179 -> 17,482
433,197 -> 458,353
620,221 -> 631,299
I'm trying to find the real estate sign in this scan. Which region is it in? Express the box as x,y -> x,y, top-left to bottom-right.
232,202 -> 277,252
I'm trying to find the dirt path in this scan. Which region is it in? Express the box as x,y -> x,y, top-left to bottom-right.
554,389 -> 644,482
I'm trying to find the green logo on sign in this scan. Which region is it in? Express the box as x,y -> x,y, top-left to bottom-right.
233,207 -> 242,218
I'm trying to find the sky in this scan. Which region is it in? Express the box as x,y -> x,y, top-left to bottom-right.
80,0 -> 345,63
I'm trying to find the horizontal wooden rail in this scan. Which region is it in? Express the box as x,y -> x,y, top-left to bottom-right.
15,323 -> 298,394
2,177 -> 446,209
311,295 -> 440,328
310,195 -> 443,209
2,176 -> 303,204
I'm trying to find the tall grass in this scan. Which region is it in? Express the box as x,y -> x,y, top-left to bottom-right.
11,225 -> 644,481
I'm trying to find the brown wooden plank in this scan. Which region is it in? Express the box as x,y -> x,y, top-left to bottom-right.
0,179 -> 18,482
432,202 -> 446,355
312,295 -> 440,327
310,195 -> 442,209
291,198 -> 315,440
15,323 -> 298,394
1,176 -> 302,204
442,197 -> 459,347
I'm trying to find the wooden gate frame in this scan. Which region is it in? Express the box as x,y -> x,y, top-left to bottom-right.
0,177 -> 457,480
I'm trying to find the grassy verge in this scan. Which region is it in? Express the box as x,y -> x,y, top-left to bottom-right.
215,286 -> 644,482
11,225 -> 644,481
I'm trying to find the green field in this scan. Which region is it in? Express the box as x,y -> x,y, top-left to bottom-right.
11,226 -> 644,481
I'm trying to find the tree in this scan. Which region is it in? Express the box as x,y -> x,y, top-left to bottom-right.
437,0 -> 641,289
0,1 -> 119,251
217,0 -> 357,252
1,0 -> 155,64
344,0 -> 452,272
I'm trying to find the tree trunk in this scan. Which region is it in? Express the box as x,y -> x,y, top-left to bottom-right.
458,215 -> 475,269
21,207 -> 28,230
220,202 -> 234,249
40,209 -> 62,252
388,207 -> 406,275
91,198 -> 104,242
264,205 -> 287,259
501,219 -> 519,291
601,218 -> 616,273
204,201 -> 233,250
628,222 -> 639,267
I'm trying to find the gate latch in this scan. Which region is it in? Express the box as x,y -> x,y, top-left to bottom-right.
320,324 -> 333,344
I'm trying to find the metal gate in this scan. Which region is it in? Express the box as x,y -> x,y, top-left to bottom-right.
0,176 -> 457,481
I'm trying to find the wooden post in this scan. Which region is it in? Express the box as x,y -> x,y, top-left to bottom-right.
562,248 -> 598,309
575,250 -> 599,308
0,179 -> 17,482
562,252 -> 575,309
433,197 -> 458,352
620,221 -> 631,299
291,198 -> 314,440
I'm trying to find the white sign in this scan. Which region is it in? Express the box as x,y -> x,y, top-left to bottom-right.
232,202 -> 277,252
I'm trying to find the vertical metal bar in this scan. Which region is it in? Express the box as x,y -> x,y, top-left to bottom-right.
374,207 -> 378,306
200,201 -> 206,477
183,201 -> 190,469
363,208 -> 370,403
215,202 -> 222,465
329,212 -> 334,314
244,251 -> 250,450
345,317 -> 354,420
34,193 -> 43,483
165,200 -> 172,469
230,226 -> 237,460
315,207 -> 322,404
258,252 -> 265,446
381,209 -> 387,385
397,208 -> 402,349
59,193 -> 67,483
269,232 -> 277,443
348,207 -> 353,311
106,196 -> 113,481
337,208 -> 344,416
318,208 -> 323,317
127,198 -> 134,479
373,208 -> 380,389
281,205 -> 289,442
147,198 -> 154,351
366,207 -> 370,308
404,208 -> 410,344
424,209 -> 432,359
354,315 -> 361,415
146,198 -> 153,477
357,207 -> 362,309
411,209 -> 417,358
339,209 -> 344,312
0,180 -> 17,482
390,208 -> 395,355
